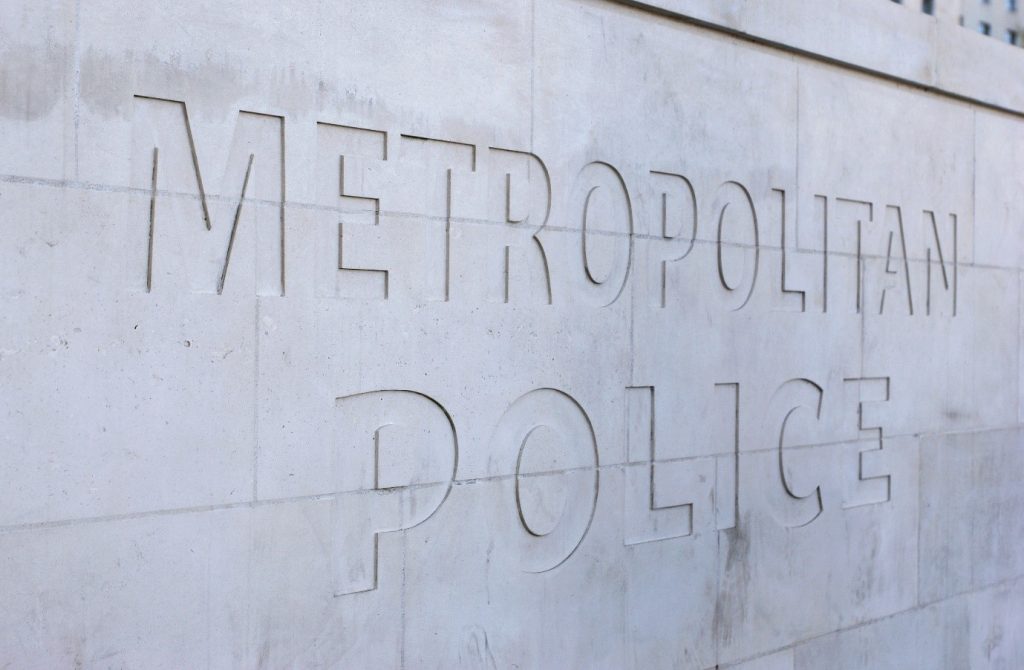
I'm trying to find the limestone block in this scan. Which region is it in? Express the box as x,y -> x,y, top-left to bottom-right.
919,428 -> 1024,604
0,0 -> 1022,666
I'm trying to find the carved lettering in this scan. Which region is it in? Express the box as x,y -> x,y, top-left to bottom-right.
841,377 -> 892,508
921,210 -> 958,317
713,181 -> 759,311
130,98 -> 963,318
131,96 -> 284,296
875,205 -> 914,316
646,171 -> 697,308
767,378 -> 825,528
623,383 -> 739,545
490,388 -> 599,573
573,161 -> 634,307
331,390 -> 457,595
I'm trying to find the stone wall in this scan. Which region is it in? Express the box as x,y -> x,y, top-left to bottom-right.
1,0 -> 1022,667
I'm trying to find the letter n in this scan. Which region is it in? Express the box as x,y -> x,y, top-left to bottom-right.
921,210 -> 957,317
130,96 -> 284,296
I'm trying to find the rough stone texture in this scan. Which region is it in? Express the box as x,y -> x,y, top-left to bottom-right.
0,0 -> 1022,667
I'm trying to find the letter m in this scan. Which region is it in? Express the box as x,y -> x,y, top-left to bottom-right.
130,96 -> 284,295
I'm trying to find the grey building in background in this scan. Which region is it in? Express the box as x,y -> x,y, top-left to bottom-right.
895,0 -> 1024,45
964,0 -> 1024,44
893,0 -> 963,23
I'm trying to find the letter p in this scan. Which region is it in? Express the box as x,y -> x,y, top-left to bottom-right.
331,390 -> 457,596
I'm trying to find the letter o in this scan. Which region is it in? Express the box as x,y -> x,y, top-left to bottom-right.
490,388 -> 600,573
